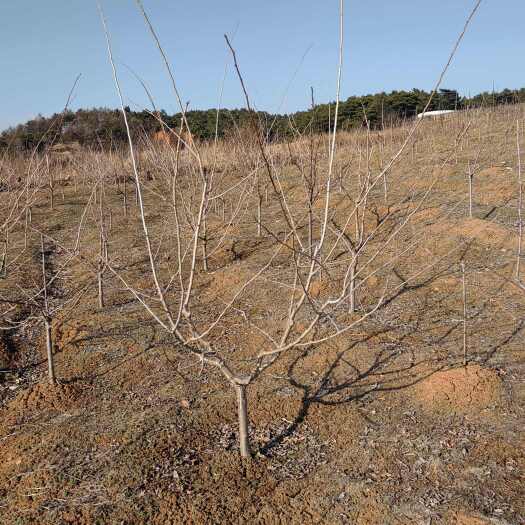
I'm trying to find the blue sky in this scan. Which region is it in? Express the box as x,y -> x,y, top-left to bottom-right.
1,1 -> 523,130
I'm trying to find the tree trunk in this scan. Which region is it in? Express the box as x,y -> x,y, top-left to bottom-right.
123,178 -> 128,217
1,231 -> 7,277
202,217 -> 208,272
24,210 -> 29,248
468,160 -> 474,218
468,174 -> 473,218
516,119 -> 523,280
236,384 -> 251,458
45,317 -> 56,384
349,259 -> 357,314
461,262 -> 468,366
98,271 -> 104,308
257,195 -> 262,237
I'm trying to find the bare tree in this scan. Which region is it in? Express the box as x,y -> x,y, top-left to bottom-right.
90,0 -> 484,458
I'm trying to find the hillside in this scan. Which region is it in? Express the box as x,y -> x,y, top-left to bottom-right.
2,87 -> 525,150
0,103 -> 524,524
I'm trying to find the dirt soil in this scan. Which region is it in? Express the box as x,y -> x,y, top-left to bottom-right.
0,106 -> 524,524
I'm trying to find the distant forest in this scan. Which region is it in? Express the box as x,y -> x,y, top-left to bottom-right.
2,87 -> 524,151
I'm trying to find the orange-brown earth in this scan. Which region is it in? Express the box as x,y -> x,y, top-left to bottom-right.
0,106 -> 524,524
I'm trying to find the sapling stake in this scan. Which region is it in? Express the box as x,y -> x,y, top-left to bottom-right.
96,180 -> 109,308
44,315 -> 55,384
97,231 -> 108,309
0,229 -> 8,278
201,215 -> 209,272
516,120 -> 523,281
123,168 -> 128,218
461,262 -> 468,366
257,193 -> 262,237
467,160 -> 474,218
41,234 -> 55,384
45,154 -> 55,211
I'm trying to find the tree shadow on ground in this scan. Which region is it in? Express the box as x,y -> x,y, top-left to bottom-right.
259,331 -> 446,456
259,251 -> 515,455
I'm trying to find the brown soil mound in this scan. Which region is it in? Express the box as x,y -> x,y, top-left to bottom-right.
451,511 -> 496,525
55,319 -> 90,350
203,266 -> 252,300
430,218 -> 515,249
7,381 -> 80,415
431,275 -> 460,293
476,166 -> 515,206
456,218 -> 515,247
413,365 -> 502,416
425,218 -> 516,256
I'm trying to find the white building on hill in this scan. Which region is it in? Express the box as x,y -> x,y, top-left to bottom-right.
417,109 -> 456,119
